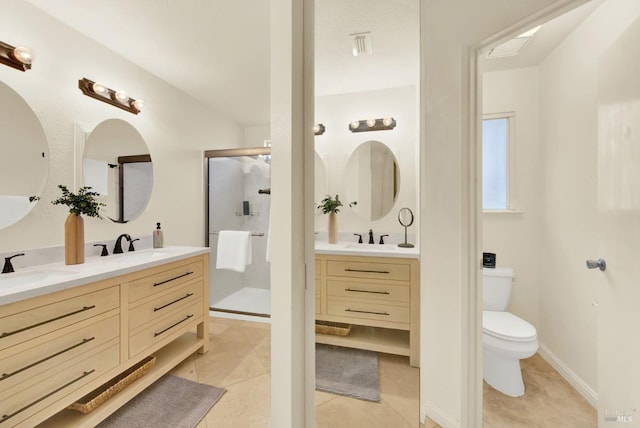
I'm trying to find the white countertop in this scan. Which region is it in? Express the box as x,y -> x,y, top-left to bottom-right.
314,241 -> 419,259
0,246 -> 209,306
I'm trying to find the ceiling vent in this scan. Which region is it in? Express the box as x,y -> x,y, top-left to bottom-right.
487,25 -> 542,59
350,32 -> 372,56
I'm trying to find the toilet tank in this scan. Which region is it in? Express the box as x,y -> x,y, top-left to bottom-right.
482,267 -> 514,311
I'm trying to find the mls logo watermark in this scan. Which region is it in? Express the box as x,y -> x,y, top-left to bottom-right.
604,409 -> 637,423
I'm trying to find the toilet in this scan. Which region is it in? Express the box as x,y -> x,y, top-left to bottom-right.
482,267 -> 538,397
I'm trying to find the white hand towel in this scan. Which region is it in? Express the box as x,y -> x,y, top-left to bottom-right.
216,230 -> 252,272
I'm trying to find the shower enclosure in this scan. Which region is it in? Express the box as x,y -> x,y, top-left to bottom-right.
205,147 -> 271,318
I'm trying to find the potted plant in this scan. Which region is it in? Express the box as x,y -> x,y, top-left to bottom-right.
51,185 -> 105,265
317,194 -> 343,244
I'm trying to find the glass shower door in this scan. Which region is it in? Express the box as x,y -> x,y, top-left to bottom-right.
206,149 -> 271,317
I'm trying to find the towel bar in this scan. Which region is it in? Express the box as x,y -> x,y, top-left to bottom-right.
210,231 -> 264,237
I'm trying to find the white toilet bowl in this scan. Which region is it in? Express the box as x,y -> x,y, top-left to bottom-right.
482,310 -> 538,397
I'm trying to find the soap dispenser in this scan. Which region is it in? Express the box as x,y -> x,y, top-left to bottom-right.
153,222 -> 164,248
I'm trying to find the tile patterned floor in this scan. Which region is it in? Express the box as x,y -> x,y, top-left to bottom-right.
169,317 -> 595,428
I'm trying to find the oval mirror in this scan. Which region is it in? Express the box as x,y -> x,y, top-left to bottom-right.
315,152 -> 328,205
344,141 -> 400,221
83,119 -> 152,223
0,81 -> 49,229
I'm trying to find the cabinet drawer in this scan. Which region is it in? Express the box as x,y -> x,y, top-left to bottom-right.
326,260 -> 410,281
0,315 -> 119,393
0,286 -> 119,351
128,260 -> 203,303
129,299 -> 203,358
0,342 -> 119,427
327,280 -> 409,303
327,299 -> 410,324
129,280 -> 203,332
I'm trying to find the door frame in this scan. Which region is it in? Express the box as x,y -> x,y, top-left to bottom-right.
463,0 -> 592,425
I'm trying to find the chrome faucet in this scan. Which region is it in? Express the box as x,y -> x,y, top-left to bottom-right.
113,234 -> 132,254
368,229 -> 374,244
2,253 -> 25,273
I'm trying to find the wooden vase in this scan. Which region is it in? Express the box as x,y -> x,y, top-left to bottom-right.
65,213 -> 85,265
328,212 -> 337,244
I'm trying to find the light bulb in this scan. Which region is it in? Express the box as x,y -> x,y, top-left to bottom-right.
12,46 -> 34,65
132,99 -> 144,110
92,82 -> 108,95
383,117 -> 394,127
350,120 -> 360,130
114,90 -> 128,103
366,118 -> 377,128
313,124 -> 320,133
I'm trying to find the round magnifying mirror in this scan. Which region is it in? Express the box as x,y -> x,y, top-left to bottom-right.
83,119 -> 152,223
0,81 -> 49,229
344,141 -> 400,221
398,207 -> 414,248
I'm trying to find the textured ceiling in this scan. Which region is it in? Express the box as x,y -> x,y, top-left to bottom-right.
23,0 -> 598,126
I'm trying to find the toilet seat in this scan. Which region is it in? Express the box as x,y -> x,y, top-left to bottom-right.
483,311 -> 536,342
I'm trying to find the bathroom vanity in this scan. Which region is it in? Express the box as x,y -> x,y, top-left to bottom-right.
314,243 -> 419,367
0,247 -> 209,428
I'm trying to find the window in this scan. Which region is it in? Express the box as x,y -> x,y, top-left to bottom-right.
482,114 -> 513,210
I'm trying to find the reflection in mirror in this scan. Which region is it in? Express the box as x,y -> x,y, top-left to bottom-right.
315,152 -> 328,205
0,81 -> 49,229
344,141 -> 399,221
83,119 -> 152,223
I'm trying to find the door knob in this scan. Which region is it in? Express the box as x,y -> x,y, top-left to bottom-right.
586,258 -> 606,271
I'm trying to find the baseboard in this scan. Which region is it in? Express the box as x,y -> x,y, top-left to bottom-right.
537,343 -> 598,408
421,402 -> 459,428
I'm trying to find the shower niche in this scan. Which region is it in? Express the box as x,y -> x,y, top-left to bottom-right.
205,147 -> 271,318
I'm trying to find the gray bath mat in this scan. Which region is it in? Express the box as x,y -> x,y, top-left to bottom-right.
98,374 -> 226,428
315,343 -> 380,402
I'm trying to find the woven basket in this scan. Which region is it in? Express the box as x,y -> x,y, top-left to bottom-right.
315,321 -> 352,336
67,356 -> 156,413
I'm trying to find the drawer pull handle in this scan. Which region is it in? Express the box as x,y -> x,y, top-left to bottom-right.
345,308 -> 390,316
154,293 -> 194,312
344,288 -> 390,295
154,271 -> 194,287
1,337 -> 95,382
344,268 -> 390,274
0,305 -> 96,339
0,369 -> 95,424
154,314 -> 194,337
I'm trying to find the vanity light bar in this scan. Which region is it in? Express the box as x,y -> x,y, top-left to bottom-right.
78,78 -> 143,115
0,41 -> 33,72
348,117 -> 396,133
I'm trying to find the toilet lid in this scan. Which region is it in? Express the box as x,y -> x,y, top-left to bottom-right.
483,311 -> 537,342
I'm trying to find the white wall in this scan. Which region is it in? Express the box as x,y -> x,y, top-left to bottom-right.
482,67 -> 541,332
537,0 -> 640,400
0,0 -> 243,255
315,86 -> 418,241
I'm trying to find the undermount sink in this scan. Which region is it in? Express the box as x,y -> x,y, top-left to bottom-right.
106,247 -> 185,263
339,243 -> 397,251
0,269 -> 76,288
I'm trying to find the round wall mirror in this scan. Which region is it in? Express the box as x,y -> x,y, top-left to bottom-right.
0,81 -> 49,229
315,152 -> 328,204
344,141 -> 400,221
83,119 -> 152,223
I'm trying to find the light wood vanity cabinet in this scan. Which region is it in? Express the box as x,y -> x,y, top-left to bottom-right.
315,254 -> 419,367
0,253 -> 209,428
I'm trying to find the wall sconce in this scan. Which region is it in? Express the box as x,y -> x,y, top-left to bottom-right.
313,124 -> 325,136
0,41 -> 34,71
78,78 -> 144,115
348,117 -> 396,132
